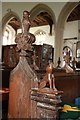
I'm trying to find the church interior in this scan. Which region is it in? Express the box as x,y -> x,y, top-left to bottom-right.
0,1 -> 80,120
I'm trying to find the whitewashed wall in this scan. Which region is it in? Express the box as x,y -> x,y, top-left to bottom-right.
63,21 -> 78,39
63,20 -> 78,58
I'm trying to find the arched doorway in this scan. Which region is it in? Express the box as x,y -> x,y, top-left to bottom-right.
1,10 -> 21,67
30,3 -> 56,27
54,2 -> 79,67
2,10 -> 21,33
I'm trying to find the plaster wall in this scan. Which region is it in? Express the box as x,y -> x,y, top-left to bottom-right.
63,21 -> 78,39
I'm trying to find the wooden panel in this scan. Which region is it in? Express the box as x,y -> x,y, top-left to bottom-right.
33,45 -> 42,68
2,45 -> 19,68
36,70 -> 80,104
55,73 -> 80,103
33,44 -> 54,69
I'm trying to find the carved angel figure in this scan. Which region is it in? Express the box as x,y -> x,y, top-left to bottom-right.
15,10 -> 35,52
22,10 -> 30,35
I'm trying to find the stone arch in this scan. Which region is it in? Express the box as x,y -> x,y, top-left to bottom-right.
63,45 -> 73,56
30,3 -> 56,65
54,2 -> 79,66
2,10 -> 21,33
30,3 -> 56,28
0,10 -> 21,60
63,41 -> 73,51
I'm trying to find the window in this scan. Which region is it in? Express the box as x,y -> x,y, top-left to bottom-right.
34,29 -> 46,45
3,30 -> 9,45
3,25 -> 16,45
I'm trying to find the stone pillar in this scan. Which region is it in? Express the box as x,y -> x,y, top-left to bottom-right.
78,20 -> 80,41
0,32 -> 2,63
0,1 -> 2,62
54,27 -> 64,67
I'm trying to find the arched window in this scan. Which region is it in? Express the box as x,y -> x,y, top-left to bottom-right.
34,29 -> 46,45
3,29 -> 9,45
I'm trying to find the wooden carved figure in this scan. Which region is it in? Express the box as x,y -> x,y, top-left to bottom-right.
32,50 -> 39,70
39,63 -> 57,91
64,48 -> 71,65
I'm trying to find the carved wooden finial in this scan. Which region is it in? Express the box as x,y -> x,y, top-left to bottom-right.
15,10 -> 35,56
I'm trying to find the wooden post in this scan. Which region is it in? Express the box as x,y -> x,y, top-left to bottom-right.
31,88 -> 63,119
8,10 -> 38,118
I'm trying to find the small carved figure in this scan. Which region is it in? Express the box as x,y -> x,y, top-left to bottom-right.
62,63 -> 74,73
39,63 -> 57,91
64,48 -> 71,65
32,50 -> 39,70
62,48 -> 74,73
56,57 -> 61,69
15,10 -> 35,53
22,10 -> 30,34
